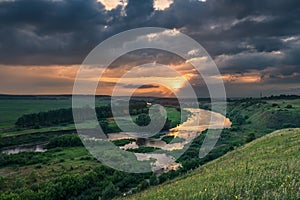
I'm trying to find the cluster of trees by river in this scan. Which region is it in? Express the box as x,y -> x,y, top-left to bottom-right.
15,101 -> 149,129
14,101 -> 174,133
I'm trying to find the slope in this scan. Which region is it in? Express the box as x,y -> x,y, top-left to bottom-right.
126,128 -> 300,200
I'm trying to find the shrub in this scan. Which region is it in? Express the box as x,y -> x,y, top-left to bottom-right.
46,134 -> 83,149
112,139 -> 135,146
245,132 -> 256,143
282,123 -> 296,128
101,183 -> 119,200
35,164 -> 42,169
135,114 -> 151,126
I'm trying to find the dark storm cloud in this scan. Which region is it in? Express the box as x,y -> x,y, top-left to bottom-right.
0,0 -> 106,31
0,0 -> 300,82
123,84 -> 160,89
0,0 -> 108,65
125,0 -> 154,20
108,49 -> 184,70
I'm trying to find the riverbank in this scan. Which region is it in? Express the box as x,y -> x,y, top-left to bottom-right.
106,108 -> 231,173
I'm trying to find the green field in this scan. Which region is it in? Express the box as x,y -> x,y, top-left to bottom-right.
0,146 -> 97,186
165,107 -> 185,128
0,97 -> 111,130
0,97 -> 183,132
0,98 -> 72,129
126,128 -> 300,200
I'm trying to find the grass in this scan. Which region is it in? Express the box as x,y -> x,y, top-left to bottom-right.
165,107 -> 186,128
1,124 -> 76,137
0,99 -> 73,130
228,99 -> 300,137
0,97 -> 111,130
126,128 -> 300,200
0,146 -> 98,189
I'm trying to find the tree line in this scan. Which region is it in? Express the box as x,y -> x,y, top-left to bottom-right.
15,101 -> 149,129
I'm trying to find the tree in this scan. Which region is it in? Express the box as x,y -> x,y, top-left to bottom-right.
135,114 -> 151,126
99,119 -> 109,134
149,175 -> 158,185
235,114 -> 246,125
46,134 -> 83,149
101,183 -> 119,200
245,132 -> 256,143
162,117 -> 171,130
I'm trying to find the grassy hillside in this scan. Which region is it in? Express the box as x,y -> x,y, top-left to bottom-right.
227,99 -> 300,136
126,129 -> 300,200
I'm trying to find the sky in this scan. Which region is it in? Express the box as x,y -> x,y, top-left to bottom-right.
0,0 -> 300,97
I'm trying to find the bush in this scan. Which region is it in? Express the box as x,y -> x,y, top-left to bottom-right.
112,139 -> 135,146
0,176 -> 6,189
35,164 -> 42,169
0,152 -> 48,167
126,146 -> 159,153
162,136 -> 174,144
245,132 -> 256,143
149,175 -> 158,186
282,123 -> 296,128
101,183 -> 119,200
46,134 -> 83,149
234,114 -> 246,125
135,114 -> 151,126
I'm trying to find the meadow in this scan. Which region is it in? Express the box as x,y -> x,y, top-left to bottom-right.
0,98 -> 72,130
126,128 -> 300,200
0,96 -> 111,130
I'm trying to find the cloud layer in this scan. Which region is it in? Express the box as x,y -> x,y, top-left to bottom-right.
0,0 -> 300,96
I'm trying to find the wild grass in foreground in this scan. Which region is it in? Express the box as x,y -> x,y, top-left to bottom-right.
126,129 -> 300,200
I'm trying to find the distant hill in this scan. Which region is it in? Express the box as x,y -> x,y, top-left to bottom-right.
0,94 -> 111,100
126,129 -> 300,200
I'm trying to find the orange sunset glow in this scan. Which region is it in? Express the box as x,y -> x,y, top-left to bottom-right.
0,63 -> 194,96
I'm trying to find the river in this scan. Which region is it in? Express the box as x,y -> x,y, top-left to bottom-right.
108,108 -> 232,173
1,144 -> 46,154
2,108 -> 231,173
